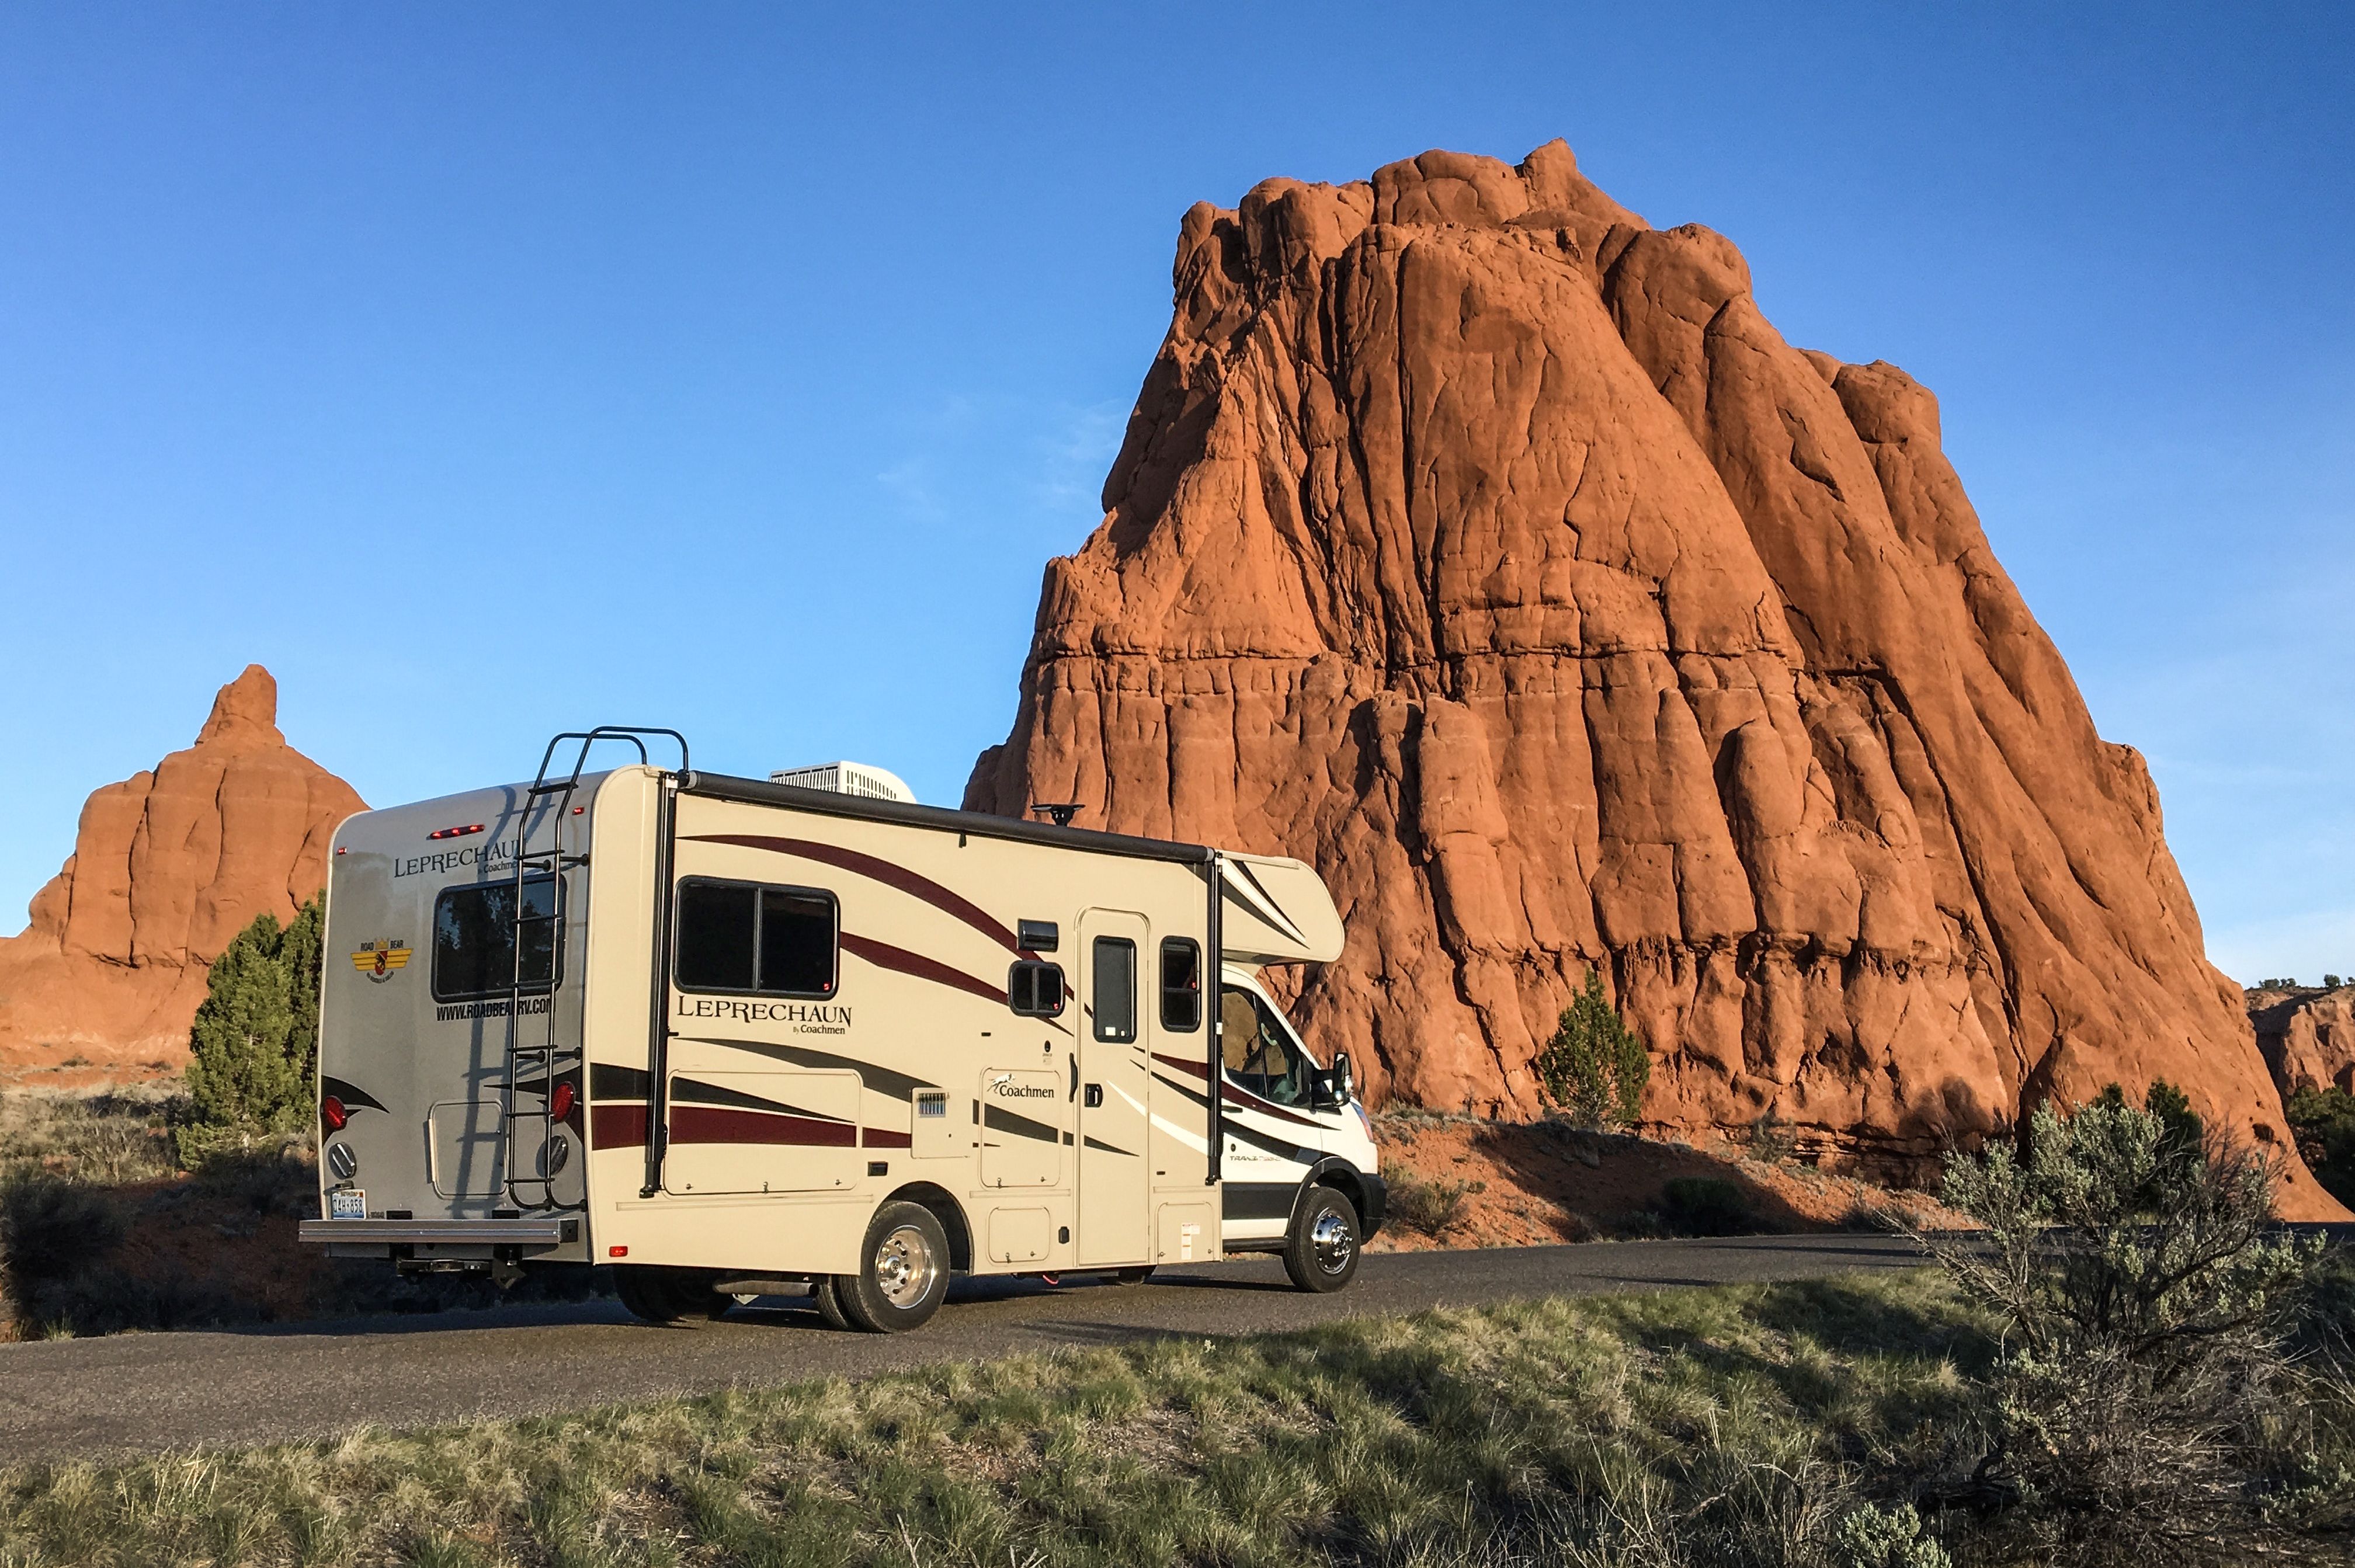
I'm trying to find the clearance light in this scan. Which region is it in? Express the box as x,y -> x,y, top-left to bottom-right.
322,1094 -> 349,1132
609,1245 -> 628,1258
550,1082 -> 577,1122
428,823 -> 485,840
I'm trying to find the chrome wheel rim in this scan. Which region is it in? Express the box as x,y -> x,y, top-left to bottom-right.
873,1225 -> 937,1308
1310,1209 -> 1356,1274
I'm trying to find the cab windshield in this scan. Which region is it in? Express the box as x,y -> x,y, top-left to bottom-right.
1221,986 -> 1317,1107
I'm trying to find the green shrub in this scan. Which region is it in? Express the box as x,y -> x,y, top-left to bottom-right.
1661,1176 -> 1752,1235
1913,1085 -> 2322,1551
1833,1501 -> 1951,1568
182,895 -> 324,1138
2286,1085 -> 2355,1210
0,1176 -> 127,1317
1533,966 -> 1649,1129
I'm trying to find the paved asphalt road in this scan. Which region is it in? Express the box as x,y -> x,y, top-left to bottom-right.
1,1235 -> 1927,1459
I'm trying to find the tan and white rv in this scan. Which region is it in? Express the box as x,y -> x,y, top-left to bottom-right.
300,730 -> 1384,1332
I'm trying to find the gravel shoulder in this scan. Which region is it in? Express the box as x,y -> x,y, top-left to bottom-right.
0,1233 -> 1925,1459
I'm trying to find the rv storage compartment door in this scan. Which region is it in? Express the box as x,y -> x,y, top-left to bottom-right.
662,1069 -> 862,1195
978,1069 -> 1063,1188
429,1100 -> 506,1198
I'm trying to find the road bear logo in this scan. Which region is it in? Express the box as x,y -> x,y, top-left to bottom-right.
351,940 -> 411,983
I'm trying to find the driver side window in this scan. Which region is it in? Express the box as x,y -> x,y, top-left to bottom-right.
1221,986 -> 1312,1107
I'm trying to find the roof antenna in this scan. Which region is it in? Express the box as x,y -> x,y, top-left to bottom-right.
1029,802 -> 1081,828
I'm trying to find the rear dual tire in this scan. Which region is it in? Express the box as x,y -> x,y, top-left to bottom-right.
613,1265 -> 735,1324
818,1201 -> 951,1334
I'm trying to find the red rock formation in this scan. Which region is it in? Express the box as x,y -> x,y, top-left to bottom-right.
2251,986 -> 2355,1097
967,141 -> 2344,1217
0,666 -> 366,1072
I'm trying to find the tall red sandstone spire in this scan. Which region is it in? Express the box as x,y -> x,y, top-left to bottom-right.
0,665 -> 366,1070
965,141 -> 2344,1218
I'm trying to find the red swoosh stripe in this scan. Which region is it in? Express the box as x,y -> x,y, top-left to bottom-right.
670,1105 -> 857,1147
840,932 -> 1006,1006
685,835 -> 1037,957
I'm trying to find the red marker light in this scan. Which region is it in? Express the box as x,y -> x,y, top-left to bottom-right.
550,1082 -> 577,1123
335,846 -> 346,856
428,823 -> 485,841
321,1095 -> 349,1132
609,1245 -> 628,1258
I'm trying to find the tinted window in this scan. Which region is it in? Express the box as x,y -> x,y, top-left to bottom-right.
673,878 -> 838,996
1159,937 -> 1201,1031
1093,937 -> 1137,1042
675,881 -> 756,990
759,887 -> 836,994
1009,959 -> 1066,1017
1221,986 -> 1312,1106
432,876 -> 561,1002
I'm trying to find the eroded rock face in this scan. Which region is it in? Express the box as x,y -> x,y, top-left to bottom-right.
966,141 -> 2343,1216
2251,986 -> 2355,1097
0,666 -> 366,1071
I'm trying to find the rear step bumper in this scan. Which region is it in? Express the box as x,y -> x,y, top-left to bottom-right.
298,1217 -> 579,1246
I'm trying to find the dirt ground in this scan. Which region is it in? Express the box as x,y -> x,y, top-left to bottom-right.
1363,1111 -> 1965,1250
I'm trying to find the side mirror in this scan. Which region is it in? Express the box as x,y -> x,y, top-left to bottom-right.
1332,1051 -> 1355,1106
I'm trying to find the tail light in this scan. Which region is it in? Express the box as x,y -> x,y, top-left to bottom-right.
550,1081 -> 577,1123
322,1094 -> 349,1132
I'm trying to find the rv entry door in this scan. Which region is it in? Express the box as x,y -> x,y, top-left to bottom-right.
1076,909 -> 1152,1267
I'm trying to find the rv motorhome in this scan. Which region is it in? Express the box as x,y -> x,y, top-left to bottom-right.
299,730 -> 1384,1332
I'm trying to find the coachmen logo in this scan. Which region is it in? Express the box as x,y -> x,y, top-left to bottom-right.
351,940 -> 411,983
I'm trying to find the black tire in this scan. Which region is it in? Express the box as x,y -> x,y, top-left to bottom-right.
811,1274 -> 854,1331
1283,1187 -> 1362,1294
838,1201 -> 952,1333
1111,1265 -> 1155,1286
613,1265 -> 725,1323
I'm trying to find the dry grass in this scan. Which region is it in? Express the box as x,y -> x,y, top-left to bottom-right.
1,1267 -> 2344,1568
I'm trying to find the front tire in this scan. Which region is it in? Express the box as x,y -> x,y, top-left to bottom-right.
838,1201 -> 951,1333
1283,1187 -> 1362,1294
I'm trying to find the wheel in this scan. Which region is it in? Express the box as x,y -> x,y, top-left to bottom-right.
613,1265 -> 725,1323
1283,1187 -> 1362,1294
1111,1265 -> 1155,1286
811,1274 -> 854,1331
838,1201 -> 952,1333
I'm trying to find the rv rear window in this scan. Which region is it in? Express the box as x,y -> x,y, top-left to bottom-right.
1008,960 -> 1065,1017
673,878 -> 838,997
431,875 -> 562,1002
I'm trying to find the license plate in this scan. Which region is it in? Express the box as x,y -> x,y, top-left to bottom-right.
329,1189 -> 366,1220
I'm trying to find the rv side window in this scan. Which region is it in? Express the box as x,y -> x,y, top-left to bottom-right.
1159,937 -> 1201,1031
1092,937 -> 1137,1042
431,875 -> 562,1002
673,878 -> 838,997
1008,960 -> 1065,1016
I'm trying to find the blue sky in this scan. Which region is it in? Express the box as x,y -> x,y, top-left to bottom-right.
1,4 -> 2349,983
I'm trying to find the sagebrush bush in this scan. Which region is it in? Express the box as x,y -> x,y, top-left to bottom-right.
1389,1173 -> 1482,1236
1661,1176 -> 1752,1235
183,895 -> 324,1137
1534,966 -> 1649,1129
1914,1083 -> 2323,1556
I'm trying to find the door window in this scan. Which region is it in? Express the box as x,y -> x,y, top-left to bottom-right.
1221,986 -> 1314,1107
1092,937 -> 1137,1042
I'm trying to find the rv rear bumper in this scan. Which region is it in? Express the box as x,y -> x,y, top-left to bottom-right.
298,1217 -> 579,1247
